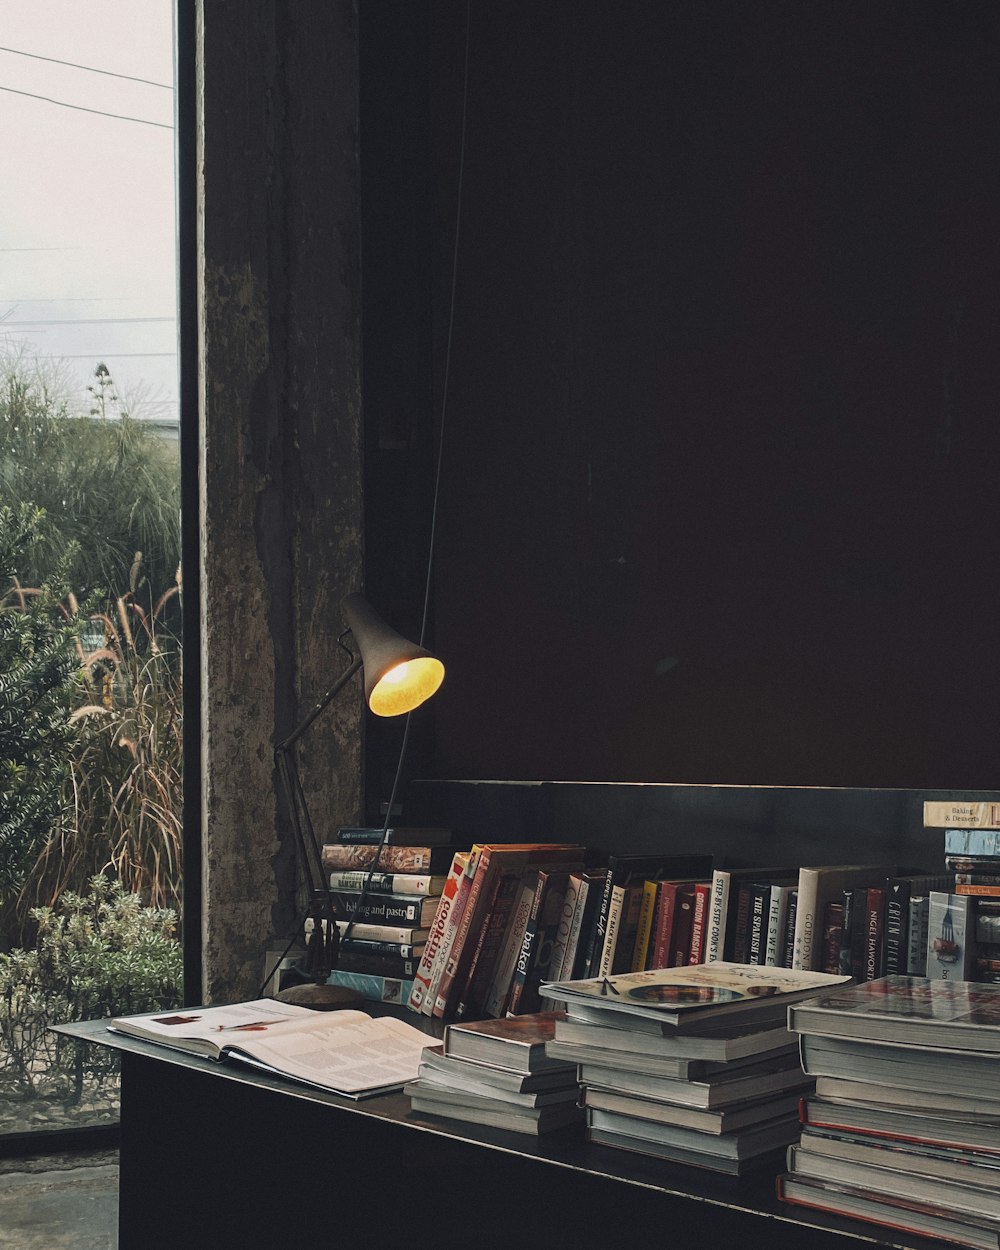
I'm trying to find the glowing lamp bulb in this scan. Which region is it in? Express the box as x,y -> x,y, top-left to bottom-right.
368,655 -> 445,717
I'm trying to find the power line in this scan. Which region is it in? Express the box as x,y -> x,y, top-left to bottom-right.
0,316 -> 174,326
0,83 -> 172,129
0,44 -> 173,90
27,352 -> 177,359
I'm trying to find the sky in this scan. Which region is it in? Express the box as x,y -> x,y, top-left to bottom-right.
0,1 -> 177,424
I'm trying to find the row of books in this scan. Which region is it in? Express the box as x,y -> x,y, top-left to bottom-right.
780,974 -> 1000,1250
404,846 -> 717,1021
318,811 -> 1000,1011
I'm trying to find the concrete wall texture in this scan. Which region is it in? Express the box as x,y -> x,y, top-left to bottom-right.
197,1 -> 363,1002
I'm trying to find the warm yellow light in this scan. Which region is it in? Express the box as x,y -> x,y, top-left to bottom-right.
369,656 -> 445,717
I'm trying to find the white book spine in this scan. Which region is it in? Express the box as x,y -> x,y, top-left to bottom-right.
765,885 -> 791,967
706,870 -> 730,963
791,868 -> 820,970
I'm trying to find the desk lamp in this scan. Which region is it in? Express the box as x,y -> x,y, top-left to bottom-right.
273,592 -> 444,1008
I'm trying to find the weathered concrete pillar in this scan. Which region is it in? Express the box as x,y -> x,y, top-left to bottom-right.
196,1 -> 363,1001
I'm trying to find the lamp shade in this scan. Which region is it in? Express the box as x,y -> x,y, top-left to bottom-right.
342,592 -> 444,717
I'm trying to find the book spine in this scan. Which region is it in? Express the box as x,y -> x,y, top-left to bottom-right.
954,883 -> 1000,896
322,843 -> 444,873
746,885 -> 770,965
630,878 -> 659,972
342,938 -> 423,958
821,901 -> 844,974
782,889 -> 799,969
612,884 -> 645,975
706,869 -> 731,963
976,912 -> 1000,945
863,887 -> 886,981
791,868 -> 820,970
431,848 -> 486,1017
906,895 -> 930,975
731,884 -> 754,964
670,885 -> 696,966
520,874 -> 570,1013
407,850 -> 468,1013
576,871 -> 609,979
651,881 -> 678,969
329,890 -> 434,926
337,950 -> 420,978
326,970 -> 413,1004
560,875 -> 591,981
924,801 -> 1000,828
943,829 -> 1000,858
327,871 -> 443,895
764,885 -> 791,967
455,870 -> 523,1020
591,870 -> 617,969
335,826 -> 449,845
884,882 -> 910,975
547,872 -> 584,984
596,882 -> 626,979
483,878 -> 535,1017
334,920 -> 426,944
837,888 -> 855,977
687,883 -> 710,964
506,872 -> 547,1015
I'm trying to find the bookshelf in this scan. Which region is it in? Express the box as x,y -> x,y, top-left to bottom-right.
64,1014 -> 942,1250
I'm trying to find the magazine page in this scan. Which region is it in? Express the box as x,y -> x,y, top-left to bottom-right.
109,999 -> 326,1055
226,1011 -> 432,1097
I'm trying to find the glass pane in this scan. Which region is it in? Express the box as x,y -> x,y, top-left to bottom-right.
0,1 -> 181,1138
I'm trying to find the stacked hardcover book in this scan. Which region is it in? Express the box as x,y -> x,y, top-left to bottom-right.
404,1012 -> 583,1135
781,975 -> 1000,1250
540,961 -> 848,1175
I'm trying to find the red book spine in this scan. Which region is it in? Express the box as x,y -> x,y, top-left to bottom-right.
688,882 -> 711,965
650,881 -> 679,969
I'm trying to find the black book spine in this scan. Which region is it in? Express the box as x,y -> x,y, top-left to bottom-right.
884,881 -> 911,975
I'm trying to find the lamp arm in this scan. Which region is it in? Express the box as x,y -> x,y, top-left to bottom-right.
273,649 -> 364,984
275,652 -> 363,754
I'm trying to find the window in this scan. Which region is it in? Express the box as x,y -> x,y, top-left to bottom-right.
0,0 -> 182,1143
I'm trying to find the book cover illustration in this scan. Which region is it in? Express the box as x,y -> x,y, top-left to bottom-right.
541,961 -> 848,1018
447,1010 -> 565,1050
791,975 -> 1000,1035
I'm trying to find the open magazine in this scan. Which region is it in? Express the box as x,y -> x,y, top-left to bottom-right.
108,999 -> 431,1098
540,962 -> 850,1030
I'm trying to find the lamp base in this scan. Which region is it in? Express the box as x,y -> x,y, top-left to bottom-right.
274,982 -> 364,1011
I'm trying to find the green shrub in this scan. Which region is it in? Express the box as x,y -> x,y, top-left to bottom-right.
0,875 -> 182,1102
0,504 -> 83,911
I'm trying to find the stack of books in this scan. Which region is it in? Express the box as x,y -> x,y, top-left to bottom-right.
404,1012 -> 583,1135
782,975 -> 1000,1249
927,799 -> 1000,984
540,961 -> 848,1175
321,826 -> 458,1003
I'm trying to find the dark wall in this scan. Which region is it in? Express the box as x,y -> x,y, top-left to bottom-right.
362,1 -> 1000,799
